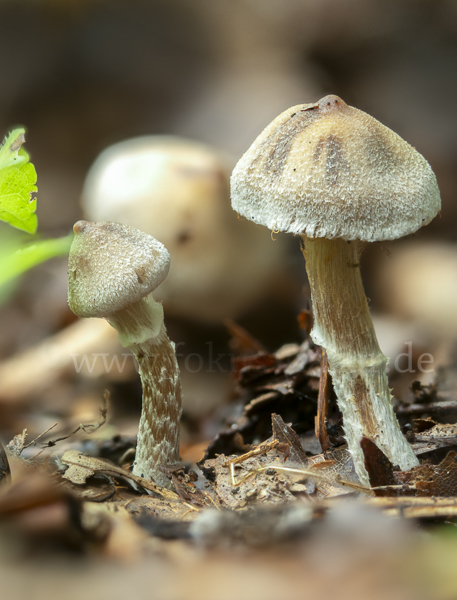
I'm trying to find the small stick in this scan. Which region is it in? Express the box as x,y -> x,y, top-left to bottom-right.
396,399 -> 457,416
223,439 -> 280,468
23,423 -> 58,449
229,462 -> 371,493
315,349 -> 331,453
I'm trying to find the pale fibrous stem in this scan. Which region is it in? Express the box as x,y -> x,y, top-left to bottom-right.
302,235 -> 419,486
109,295 -> 182,488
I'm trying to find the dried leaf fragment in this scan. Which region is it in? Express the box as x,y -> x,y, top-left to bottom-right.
60,450 -> 180,500
402,451 -> 457,497
7,429 -> 27,457
361,437 -> 397,489
271,413 -> 308,466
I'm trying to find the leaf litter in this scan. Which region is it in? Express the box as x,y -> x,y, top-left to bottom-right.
3,329 -> 457,600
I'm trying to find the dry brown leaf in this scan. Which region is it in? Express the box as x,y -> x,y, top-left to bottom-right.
400,451 -> 457,496
159,464 -> 219,509
202,414 -> 364,508
202,450 -> 297,509
416,422 -> 457,442
361,437 -> 397,490
412,422 -> 457,455
271,413 -> 308,466
60,450 -> 180,501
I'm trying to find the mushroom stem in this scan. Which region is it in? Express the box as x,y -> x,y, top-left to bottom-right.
302,235 -> 418,485
108,296 -> 182,488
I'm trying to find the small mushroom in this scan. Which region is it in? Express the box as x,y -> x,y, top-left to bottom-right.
231,94 -> 441,485
68,220 -> 181,488
81,135 -> 287,322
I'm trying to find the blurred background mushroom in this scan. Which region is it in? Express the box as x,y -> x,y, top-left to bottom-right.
0,0 -> 456,448
375,242 -> 457,339
81,135 -> 288,323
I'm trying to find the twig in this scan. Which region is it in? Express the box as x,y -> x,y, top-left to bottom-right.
396,399 -> 457,416
42,392 -> 109,448
223,439 -> 280,468
315,349 -> 330,452
228,461 -> 371,494
23,423 -> 58,449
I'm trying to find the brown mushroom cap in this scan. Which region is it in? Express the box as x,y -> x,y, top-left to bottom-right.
231,94 -> 441,241
68,221 -> 170,318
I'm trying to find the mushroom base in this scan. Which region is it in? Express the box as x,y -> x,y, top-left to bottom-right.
110,296 -> 182,488
302,236 -> 418,486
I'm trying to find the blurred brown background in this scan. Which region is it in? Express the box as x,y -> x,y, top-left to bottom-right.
0,0 -> 454,235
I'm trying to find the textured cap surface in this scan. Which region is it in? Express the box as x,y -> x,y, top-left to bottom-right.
231,95 -> 441,241
68,221 -> 170,318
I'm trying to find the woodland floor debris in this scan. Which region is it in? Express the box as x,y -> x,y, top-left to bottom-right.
2,336 -> 457,600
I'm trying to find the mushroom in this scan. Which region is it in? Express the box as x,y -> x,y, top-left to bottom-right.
231,94 -> 441,485
68,220 -> 181,488
82,135 -> 287,322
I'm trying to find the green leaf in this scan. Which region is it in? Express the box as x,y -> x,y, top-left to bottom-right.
0,232 -> 73,288
0,128 -> 38,234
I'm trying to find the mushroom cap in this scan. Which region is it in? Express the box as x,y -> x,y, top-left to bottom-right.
231,95 -> 441,241
82,136 -> 230,228
81,135 -> 288,322
68,221 -> 170,318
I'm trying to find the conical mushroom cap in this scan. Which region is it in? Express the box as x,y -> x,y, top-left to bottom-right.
68,221 -> 170,318
231,95 -> 441,241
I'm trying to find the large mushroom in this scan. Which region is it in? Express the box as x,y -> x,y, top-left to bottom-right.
68,220 -> 181,488
231,94 -> 441,485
